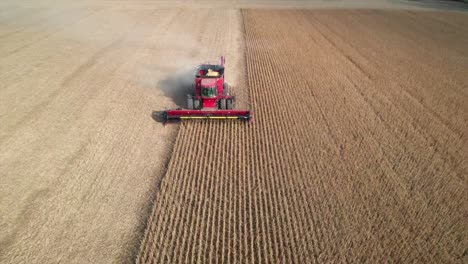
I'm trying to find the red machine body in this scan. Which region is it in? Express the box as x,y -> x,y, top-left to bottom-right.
163,56 -> 252,123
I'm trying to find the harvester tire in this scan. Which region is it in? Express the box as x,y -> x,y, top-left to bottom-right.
194,99 -> 201,109
226,98 -> 233,110
187,97 -> 194,110
220,99 -> 227,110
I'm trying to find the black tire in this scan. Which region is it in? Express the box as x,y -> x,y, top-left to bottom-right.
226,98 -> 233,110
187,97 -> 194,109
219,98 -> 226,110
223,83 -> 229,95
194,99 -> 201,109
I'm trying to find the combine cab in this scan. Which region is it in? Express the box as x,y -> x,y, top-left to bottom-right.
163,56 -> 252,124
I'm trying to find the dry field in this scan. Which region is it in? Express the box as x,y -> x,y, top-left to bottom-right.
0,3 -> 245,263
137,9 -> 468,263
1,0 -> 467,263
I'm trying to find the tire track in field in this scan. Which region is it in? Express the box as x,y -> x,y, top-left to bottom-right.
138,10 -> 467,263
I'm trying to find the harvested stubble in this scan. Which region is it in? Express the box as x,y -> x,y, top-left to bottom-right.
0,6 -> 244,263
137,10 -> 467,263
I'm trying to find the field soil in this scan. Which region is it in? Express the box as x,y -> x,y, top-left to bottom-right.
1,1 -> 467,263
2,0 -> 468,10
137,10 -> 468,263
0,4 -> 245,263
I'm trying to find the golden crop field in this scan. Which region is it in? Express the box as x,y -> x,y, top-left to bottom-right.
137,9 -> 467,263
1,1 -> 467,263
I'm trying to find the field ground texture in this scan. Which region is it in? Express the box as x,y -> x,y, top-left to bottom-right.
0,4 -> 244,263
137,10 -> 468,263
0,0 -> 467,263
1,0 -> 468,10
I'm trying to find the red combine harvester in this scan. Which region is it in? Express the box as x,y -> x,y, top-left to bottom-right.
163,56 -> 252,124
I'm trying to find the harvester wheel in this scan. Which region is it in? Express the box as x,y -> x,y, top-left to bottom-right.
223,83 -> 230,95
226,98 -> 233,110
194,99 -> 201,109
187,97 -> 194,110
219,99 -> 227,110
